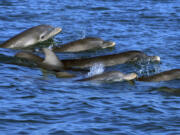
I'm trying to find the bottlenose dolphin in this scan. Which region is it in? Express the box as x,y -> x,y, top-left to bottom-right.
137,69 -> 180,82
15,50 -> 160,69
61,50 -> 160,69
77,71 -> 137,82
0,25 -> 62,49
53,37 -> 115,52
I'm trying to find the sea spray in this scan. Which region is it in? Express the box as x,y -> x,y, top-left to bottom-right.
136,58 -> 160,76
87,63 -> 105,77
81,29 -> 86,39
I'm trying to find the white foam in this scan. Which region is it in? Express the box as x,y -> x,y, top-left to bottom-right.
137,59 -> 160,76
81,29 -> 86,39
87,63 -> 105,77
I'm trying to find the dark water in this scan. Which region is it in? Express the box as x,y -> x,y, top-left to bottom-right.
0,0 -> 180,134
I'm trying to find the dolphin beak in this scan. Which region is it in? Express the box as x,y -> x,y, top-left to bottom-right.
154,56 -> 160,62
102,41 -> 116,48
55,27 -> 62,34
48,27 -> 62,38
110,42 -> 116,47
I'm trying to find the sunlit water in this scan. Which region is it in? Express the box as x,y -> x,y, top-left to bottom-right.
0,0 -> 180,134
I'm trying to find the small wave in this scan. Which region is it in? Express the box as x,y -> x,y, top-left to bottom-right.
81,30 -> 86,39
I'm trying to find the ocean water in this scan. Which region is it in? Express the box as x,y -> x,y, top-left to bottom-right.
0,0 -> 180,134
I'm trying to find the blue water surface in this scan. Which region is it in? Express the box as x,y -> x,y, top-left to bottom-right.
0,0 -> 180,134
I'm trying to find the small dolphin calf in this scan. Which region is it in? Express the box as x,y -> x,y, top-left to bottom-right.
137,69 -> 180,82
77,71 -> 137,82
53,37 -> 115,52
0,25 -> 62,49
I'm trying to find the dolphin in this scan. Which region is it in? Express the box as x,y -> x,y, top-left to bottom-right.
0,24 -> 62,49
53,37 -> 115,52
137,69 -> 180,82
15,50 -> 160,69
61,50 -> 160,69
77,71 -> 138,82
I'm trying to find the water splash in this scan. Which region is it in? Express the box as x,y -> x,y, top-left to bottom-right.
81,29 -> 86,39
87,63 -> 105,77
136,58 -> 160,76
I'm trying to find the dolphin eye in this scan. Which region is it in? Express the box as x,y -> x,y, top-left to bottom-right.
40,34 -> 46,40
41,35 -> 45,39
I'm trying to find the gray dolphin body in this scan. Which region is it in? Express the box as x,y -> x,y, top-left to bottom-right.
53,37 -> 115,52
61,51 -> 160,69
0,25 -> 62,49
77,71 -> 137,82
15,50 -> 160,69
137,69 -> 180,82
15,52 -> 43,63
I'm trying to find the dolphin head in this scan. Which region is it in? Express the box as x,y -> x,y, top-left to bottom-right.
123,73 -> 138,81
104,71 -> 137,82
84,37 -> 115,49
37,25 -> 62,42
150,56 -> 160,62
101,41 -> 116,48
0,24 -> 62,49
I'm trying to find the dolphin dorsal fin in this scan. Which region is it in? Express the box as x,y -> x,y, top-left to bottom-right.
42,48 -> 64,68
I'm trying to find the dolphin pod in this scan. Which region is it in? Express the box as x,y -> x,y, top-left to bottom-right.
0,24 -> 179,84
